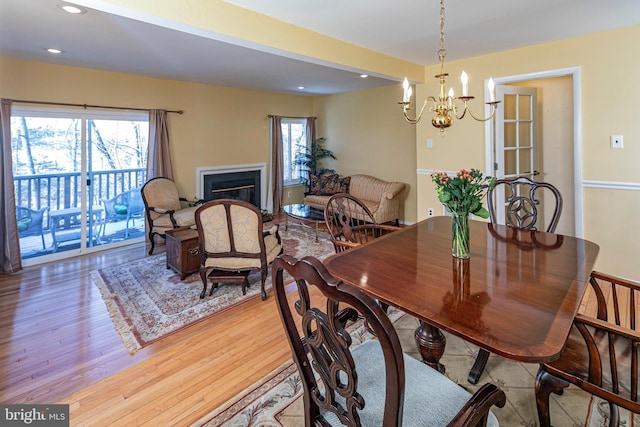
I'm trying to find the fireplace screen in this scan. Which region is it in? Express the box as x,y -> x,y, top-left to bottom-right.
203,170 -> 261,209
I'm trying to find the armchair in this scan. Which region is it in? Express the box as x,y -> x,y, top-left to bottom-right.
195,199 -> 282,300
535,271 -> 640,426
16,206 -> 49,250
324,193 -> 399,253
141,177 -> 201,254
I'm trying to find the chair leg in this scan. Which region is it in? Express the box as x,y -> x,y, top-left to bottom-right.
260,267 -> 267,300
40,231 -> 46,250
199,266 -> 208,299
148,231 -> 156,255
535,368 -> 570,427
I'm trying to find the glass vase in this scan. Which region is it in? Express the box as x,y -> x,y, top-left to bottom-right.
451,211 -> 470,259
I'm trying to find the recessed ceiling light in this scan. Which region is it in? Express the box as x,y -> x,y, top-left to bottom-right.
58,3 -> 87,14
297,86 -> 305,90
46,48 -> 63,54
360,74 -> 368,78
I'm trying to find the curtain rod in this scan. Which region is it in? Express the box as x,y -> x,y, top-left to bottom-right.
267,115 -> 316,119
10,99 -> 183,114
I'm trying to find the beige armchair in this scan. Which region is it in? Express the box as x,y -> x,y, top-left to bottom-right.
195,199 -> 282,300
141,177 -> 201,254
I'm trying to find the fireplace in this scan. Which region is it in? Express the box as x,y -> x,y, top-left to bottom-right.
196,164 -> 267,210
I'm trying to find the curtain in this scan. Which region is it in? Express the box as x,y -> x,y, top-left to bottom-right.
1,99 -> 22,274
147,109 -> 173,180
305,117 -> 317,176
270,116 -> 284,215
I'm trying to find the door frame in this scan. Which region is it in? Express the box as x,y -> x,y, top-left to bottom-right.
484,66 -> 584,237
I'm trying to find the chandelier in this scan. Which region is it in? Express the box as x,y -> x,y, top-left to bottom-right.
399,0 -> 500,135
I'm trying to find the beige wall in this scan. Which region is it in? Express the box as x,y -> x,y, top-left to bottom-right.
415,25 -> 640,280
0,57 -> 313,199
313,85 -> 417,223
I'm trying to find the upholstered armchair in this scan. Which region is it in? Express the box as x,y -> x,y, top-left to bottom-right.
141,177 -> 201,254
195,199 -> 282,300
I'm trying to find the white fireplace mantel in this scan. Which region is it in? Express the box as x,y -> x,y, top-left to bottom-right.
196,163 -> 267,209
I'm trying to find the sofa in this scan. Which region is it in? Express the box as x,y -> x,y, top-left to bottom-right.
303,174 -> 406,225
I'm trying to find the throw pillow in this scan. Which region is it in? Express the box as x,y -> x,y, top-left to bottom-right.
318,174 -> 343,195
338,176 -> 351,193
307,174 -> 321,195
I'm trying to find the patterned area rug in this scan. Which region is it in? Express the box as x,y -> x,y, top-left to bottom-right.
92,226 -> 334,354
192,313 -> 639,427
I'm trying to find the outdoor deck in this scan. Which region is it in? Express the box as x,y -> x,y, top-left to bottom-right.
19,217 -> 146,259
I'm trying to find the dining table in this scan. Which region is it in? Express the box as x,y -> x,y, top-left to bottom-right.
324,216 -> 599,382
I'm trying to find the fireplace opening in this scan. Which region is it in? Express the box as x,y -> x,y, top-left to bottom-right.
203,170 -> 261,209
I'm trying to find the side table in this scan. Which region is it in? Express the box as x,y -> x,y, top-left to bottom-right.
165,227 -> 200,279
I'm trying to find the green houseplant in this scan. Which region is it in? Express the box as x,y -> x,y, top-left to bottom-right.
294,137 -> 337,185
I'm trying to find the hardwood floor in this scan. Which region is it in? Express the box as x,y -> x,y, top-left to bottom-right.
0,223 -> 294,425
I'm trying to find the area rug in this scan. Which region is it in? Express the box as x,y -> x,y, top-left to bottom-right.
92,226 -> 334,354
193,313 -> 638,427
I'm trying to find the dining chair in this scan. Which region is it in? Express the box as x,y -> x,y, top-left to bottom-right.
535,271 -> 640,427
486,176 -> 563,233
468,176 -> 563,384
141,177 -> 202,254
272,254 -> 506,427
195,199 -> 282,300
16,206 -> 49,250
324,193 -> 399,253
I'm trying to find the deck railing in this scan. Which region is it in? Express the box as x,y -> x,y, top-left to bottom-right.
14,168 -> 146,221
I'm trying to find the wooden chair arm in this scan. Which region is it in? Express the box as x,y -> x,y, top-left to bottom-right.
447,383 -> 506,426
575,313 -> 640,341
147,207 -> 174,215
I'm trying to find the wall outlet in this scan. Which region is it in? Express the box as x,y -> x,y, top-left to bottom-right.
287,191 -> 292,197
428,208 -> 434,217
611,135 -> 623,149
426,138 -> 433,149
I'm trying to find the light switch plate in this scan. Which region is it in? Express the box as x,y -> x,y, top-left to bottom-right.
611,135 -> 623,149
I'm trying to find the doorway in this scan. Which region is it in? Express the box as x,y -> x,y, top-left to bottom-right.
484,67 -> 583,237
11,107 -> 149,265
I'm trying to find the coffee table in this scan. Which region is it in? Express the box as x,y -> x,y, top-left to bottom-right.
283,204 -> 324,241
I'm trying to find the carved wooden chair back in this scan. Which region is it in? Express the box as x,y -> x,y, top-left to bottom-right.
324,193 -> 398,253
195,199 -> 281,300
535,271 -> 640,426
272,254 -> 506,427
487,176 -> 563,233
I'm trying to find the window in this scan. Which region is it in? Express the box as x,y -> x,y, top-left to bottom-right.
281,118 -> 308,186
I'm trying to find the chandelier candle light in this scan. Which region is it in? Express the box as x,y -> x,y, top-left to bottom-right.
399,0 -> 500,135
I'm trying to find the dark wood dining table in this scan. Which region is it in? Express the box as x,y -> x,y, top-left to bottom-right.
324,216 -> 599,379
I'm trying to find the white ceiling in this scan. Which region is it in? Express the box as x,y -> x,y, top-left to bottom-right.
2,0 -> 640,95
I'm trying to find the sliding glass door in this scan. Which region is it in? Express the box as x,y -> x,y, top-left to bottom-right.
11,107 -> 149,265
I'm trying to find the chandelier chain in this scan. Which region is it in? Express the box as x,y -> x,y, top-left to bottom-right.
438,0 -> 447,73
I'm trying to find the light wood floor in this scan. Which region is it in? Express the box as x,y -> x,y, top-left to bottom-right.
0,221 -> 294,426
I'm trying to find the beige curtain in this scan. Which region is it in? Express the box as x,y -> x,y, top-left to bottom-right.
1,99 -> 22,274
270,116 -> 284,214
147,109 -> 173,180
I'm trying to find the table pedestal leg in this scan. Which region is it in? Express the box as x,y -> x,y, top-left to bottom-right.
414,320 -> 446,373
315,220 -> 319,241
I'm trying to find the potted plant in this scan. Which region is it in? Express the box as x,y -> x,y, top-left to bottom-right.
294,137 -> 337,185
